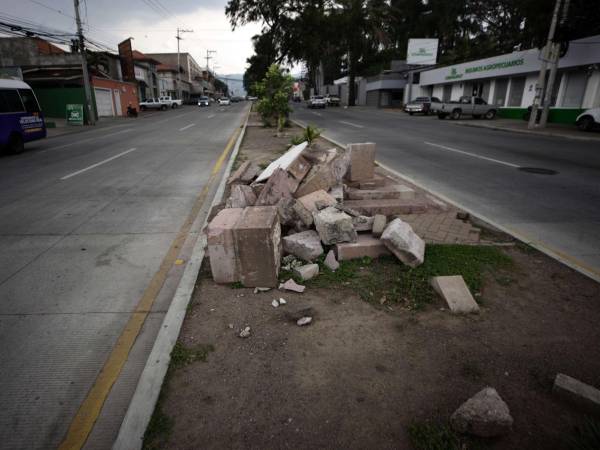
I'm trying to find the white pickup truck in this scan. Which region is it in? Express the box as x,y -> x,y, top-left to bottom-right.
159,96 -> 183,109
139,98 -> 167,111
433,96 -> 497,120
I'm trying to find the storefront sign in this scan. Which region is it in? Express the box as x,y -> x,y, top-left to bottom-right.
66,104 -> 84,126
407,39 -> 439,65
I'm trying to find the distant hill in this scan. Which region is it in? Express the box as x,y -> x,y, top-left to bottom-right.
221,74 -> 245,97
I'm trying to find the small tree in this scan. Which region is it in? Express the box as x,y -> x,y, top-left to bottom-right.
254,64 -> 293,134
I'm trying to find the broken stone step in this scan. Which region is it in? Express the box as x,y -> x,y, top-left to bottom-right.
345,175 -> 387,189
335,235 -> 391,261
345,184 -> 415,201
297,189 -> 337,213
430,275 -> 479,314
343,199 -> 427,216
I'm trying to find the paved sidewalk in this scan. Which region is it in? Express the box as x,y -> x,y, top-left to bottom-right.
45,116 -> 132,138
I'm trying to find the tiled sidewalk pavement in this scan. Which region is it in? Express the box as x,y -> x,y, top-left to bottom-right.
398,212 -> 481,244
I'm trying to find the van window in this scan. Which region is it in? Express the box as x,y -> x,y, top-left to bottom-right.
0,89 -> 25,113
18,89 -> 41,113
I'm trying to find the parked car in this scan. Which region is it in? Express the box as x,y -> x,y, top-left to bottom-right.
159,96 -> 183,108
308,95 -> 326,109
197,96 -> 210,107
404,96 -> 441,115
0,79 -> 46,154
325,94 -> 341,107
433,96 -> 497,120
139,98 -> 167,111
218,97 -> 231,106
575,107 -> 600,131
293,95 -> 303,103
246,96 -> 258,101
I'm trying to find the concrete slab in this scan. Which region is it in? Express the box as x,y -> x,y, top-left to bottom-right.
430,275 -> 480,314
553,373 -> 600,415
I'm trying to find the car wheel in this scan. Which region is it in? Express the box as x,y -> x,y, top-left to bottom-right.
161,105 -> 167,111
451,109 -> 461,120
578,116 -> 594,131
172,104 -> 178,109
484,109 -> 496,120
7,133 -> 24,154
437,113 -> 447,120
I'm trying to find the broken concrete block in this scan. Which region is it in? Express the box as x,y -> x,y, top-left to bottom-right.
294,161 -> 337,198
343,199 -> 427,216
346,184 -> 415,200
430,275 -> 479,314
228,160 -> 250,184
298,189 -> 337,213
372,214 -> 387,238
207,208 -> 244,283
335,235 -> 391,261
256,168 -> 299,206
234,206 -> 281,287
282,230 -> 324,262
228,161 -> 260,185
553,373 -> 600,415
380,218 -> 425,268
256,141 -> 308,183
294,263 -> 319,281
352,215 -> 374,232
251,183 -> 264,197
302,147 -> 338,165
313,206 -> 358,245
330,149 -> 350,183
324,250 -> 339,271
226,184 -> 257,208
329,185 -> 344,203
287,155 -> 311,182
347,142 -> 375,181
450,387 -> 513,437
279,278 -> 305,293
277,198 -> 313,228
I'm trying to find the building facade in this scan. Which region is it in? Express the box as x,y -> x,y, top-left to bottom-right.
146,53 -> 214,100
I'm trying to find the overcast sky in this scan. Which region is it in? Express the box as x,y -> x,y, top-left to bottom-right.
2,0 -> 262,75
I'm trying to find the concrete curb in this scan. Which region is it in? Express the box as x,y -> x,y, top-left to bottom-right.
291,118 -> 600,284
112,107 -> 250,450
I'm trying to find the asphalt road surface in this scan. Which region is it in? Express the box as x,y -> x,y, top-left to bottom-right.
0,102 -> 249,450
293,104 -> 600,281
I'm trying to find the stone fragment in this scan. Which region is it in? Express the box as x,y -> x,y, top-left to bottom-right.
380,218 -> 425,268
302,147 -> 337,165
228,160 -> 250,184
335,235 -> 391,261
256,141 -> 308,183
313,206 -> 358,245
297,317 -> 312,326
330,149 -> 350,183
256,168 -> 298,206
294,263 -> 319,281
347,142 -> 376,181
229,161 -> 261,185
372,214 -> 387,238
234,206 -> 281,287
324,250 -> 339,271
279,278 -> 306,293
345,184 -> 415,200
298,189 -> 337,213
450,387 -> 514,437
282,230 -> 324,262
292,201 -> 313,227
226,184 -> 257,208
287,155 -> 311,182
343,199 -> 427,216
553,373 -> 600,415
294,163 -> 337,198
251,183 -> 264,197
334,203 -> 361,217
271,299 -> 279,308
352,215 -> 374,232
239,326 -> 251,338
430,275 -> 480,314
253,287 -> 271,294
329,185 -> 344,202
279,298 -> 287,305
277,197 -> 313,228
207,207 -> 244,283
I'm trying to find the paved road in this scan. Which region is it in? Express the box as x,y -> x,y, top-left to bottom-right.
293,105 -> 600,280
0,102 -> 249,449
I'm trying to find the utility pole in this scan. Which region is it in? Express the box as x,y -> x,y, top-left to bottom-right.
73,0 -> 94,125
528,0 -> 562,129
540,0 -> 570,128
176,28 -> 193,100
205,49 -> 216,72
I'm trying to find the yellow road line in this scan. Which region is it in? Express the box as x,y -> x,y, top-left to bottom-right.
58,126 -> 241,450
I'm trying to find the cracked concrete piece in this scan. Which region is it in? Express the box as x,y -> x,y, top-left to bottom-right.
380,218 -> 425,267
207,207 -> 244,283
298,190 -> 337,213
451,387 -> 513,437
282,230 -> 324,262
431,275 -> 479,314
313,206 -> 358,245
553,373 -> 600,415
347,142 -> 375,181
226,184 -> 257,208
279,278 -> 306,293
324,250 -> 339,271
372,214 -> 387,237
293,263 -> 319,281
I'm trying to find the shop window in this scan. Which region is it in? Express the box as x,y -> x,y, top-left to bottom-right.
562,71 -> 587,107
442,84 -> 452,101
493,78 -> 508,106
507,77 -> 526,107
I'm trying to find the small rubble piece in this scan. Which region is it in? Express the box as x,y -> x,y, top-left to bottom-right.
298,190 -> 337,213
346,184 -> 415,201
450,387 -> 514,437
281,255 -> 303,271
352,215 -> 374,231
283,230 -> 324,262
329,185 -> 344,203
239,326 -> 251,338
347,142 -> 376,181
372,214 -> 387,238
207,207 -> 244,283
553,373 -> 600,415
256,141 -> 308,183
430,275 -> 480,314
335,235 -> 391,261
279,298 -> 287,305
286,155 -> 311,182
294,163 -> 337,198
334,203 -> 361,217
330,149 -> 351,183
251,183 -> 264,197
228,161 -> 260,185
277,198 -> 313,229
297,316 -> 312,326
279,278 -> 306,293
324,250 -> 339,271
294,263 -> 319,281
253,287 -> 271,294
256,168 -> 298,206
313,206 -> 358,245
380,218 -> 425,268
271,299 -> 279,308
226,184 -> 257,208
228,160 -> 251,184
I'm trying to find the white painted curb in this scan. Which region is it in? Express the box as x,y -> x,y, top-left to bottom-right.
112,107 -> 250,450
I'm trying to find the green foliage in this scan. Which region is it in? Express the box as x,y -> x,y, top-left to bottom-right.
303,124 -> 321,146
254,64 -> 293,132
170,341 -> 215,370
290,135 -> 305,145
143,404 -> 174,450
566,417 -> 600,450
407,422 -> 461,450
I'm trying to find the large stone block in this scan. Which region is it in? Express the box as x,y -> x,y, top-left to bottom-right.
234,206 -> 281,287
226,184 -> 257,208
346,184 -> 415,200
256,168 -> 299,206
298,189 -> 337,213
430,275 -> 479,314
450,387 -> 513,437
294,163 -> 337,198
335,235 -> 391,261
371,214 -> 387,237
277,198 -> 313,228
347,142 -> 376,181
256,141 -> 308,183
313,206 -> 358,245
343,199 -> 427,216
283,230 -> 323,262
380,218 -> 425,267
207,208 -> 244,283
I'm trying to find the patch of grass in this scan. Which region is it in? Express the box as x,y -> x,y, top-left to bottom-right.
143,399 -> 174,450
566,417 -> 600,450
408,421 -> 486,450
290,135 -> 305,145
230,281 -> 245,289
302,244 -> 512,310
170,341 -> 214,370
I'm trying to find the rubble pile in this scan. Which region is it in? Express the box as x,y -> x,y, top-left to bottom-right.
207,140 -> 435,288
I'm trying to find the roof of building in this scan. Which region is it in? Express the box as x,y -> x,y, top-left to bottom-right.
132,50 -> 161,65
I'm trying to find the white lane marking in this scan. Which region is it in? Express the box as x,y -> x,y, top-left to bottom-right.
338,120 -> 364,129
310,111 -> 322,117
45,128 -> 133,151
423,141 -> 520,168
60,148 -> 138,180
207,114 -> 215,119
179,123 -> 196,131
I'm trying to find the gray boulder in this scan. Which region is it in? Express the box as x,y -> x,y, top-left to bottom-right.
283,230 -> 324,262
380,218 -> 425,267
450,387 -> 514,437
313,206 -> 358,245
